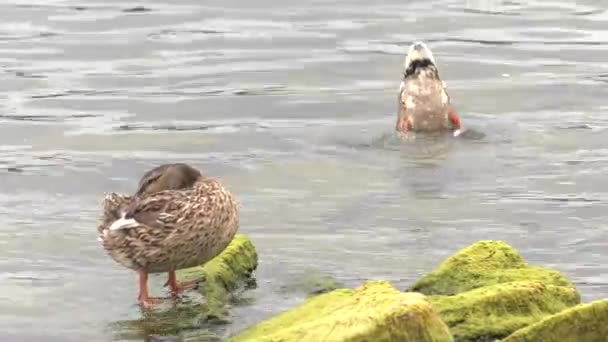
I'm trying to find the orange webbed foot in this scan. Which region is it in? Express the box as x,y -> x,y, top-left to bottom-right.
448,109 -> 463,136
138,296 -> 173,310
449,110 -> 461,128
137,269 -> 175,309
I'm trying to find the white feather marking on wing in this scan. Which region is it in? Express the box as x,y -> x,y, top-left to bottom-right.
109,213 -> 139,230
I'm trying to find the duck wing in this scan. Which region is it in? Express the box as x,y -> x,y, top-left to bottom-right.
119,189 -> 198,237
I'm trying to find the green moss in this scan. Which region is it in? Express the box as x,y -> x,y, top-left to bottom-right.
179,234 -> 258,316
408,240 -> 581,341
502,299 -> 608,342
409,240 -> 573,295
430,281 -> 580,342
231,280 -> 454,342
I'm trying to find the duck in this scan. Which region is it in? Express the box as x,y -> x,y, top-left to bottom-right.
97,163 -> 239,308
396,41 -> 463,136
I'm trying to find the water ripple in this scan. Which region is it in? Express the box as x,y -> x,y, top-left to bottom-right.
1,0 -> 608,340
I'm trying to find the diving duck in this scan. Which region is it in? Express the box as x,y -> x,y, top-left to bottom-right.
97,163 -> 239,308
396,41 -> 463,135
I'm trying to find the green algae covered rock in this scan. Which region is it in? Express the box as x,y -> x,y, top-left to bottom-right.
409,240 -> 581,342
179,233 -> 258,316
409,240 -> 573,296
502,299 -> 608,342
430,281 -> 580,342
231,280 -> 453,342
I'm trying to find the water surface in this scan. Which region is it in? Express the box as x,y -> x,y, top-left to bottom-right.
1,0 -> 607,340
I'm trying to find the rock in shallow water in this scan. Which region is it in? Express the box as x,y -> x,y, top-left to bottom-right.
179,234 -> 258,317
502,299 -> 608,342
231,280 -> 453,342
409,240 -> 574,296
231,240 -> 589,342
280,269 -> 343,296
408,240 -> 580,341
429,281 -> 580,342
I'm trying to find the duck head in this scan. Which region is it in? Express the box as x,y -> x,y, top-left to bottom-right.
104,163 -> 203,232
396,42 -> 461,134
135,163 -> 202,196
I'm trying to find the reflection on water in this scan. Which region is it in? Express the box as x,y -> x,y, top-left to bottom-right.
0,0 -> 607,341
110,302 -> 221,342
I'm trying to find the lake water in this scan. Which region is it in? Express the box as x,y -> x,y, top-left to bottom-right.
1,0 -> 607,341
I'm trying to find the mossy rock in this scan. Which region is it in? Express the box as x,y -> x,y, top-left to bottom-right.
430,281 -> 581,342
409,240 -> 573,296
179,234 -> 258,316
231,280 -> 454,342
502,299 -> 608,342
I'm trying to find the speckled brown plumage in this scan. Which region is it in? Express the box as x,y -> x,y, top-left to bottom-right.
396,42 -> 461,134
135,163 -> 203,197
97,163 -> 239,307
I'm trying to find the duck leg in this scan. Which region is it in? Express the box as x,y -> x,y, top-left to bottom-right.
137,270 -> 165,308
164,271 -> 202,297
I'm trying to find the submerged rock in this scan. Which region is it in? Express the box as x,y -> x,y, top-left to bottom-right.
409,240 -> 573,296
281,270 -> 343,296
430,281 -> 580,342
502,299 -> 608,342
231,280 -> 453,342
409,240 -> 580,341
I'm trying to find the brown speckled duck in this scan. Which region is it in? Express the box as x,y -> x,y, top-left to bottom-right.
396,41 -> 463,135
97,163 -> 239,308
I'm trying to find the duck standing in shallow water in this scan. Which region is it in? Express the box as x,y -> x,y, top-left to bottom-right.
97,163 -> 239,308
396,41 -> 463,136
